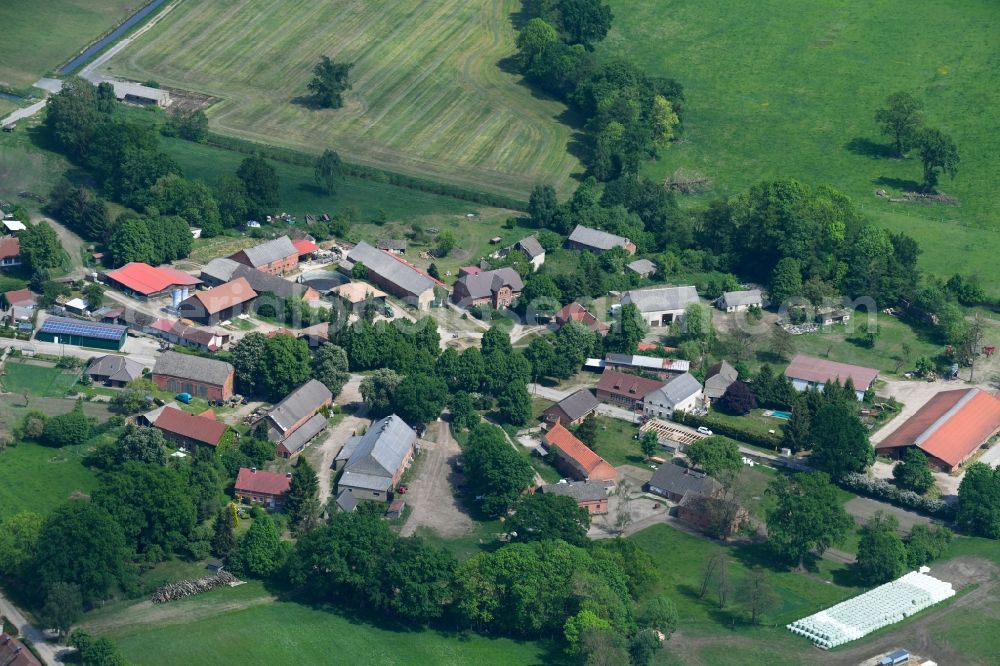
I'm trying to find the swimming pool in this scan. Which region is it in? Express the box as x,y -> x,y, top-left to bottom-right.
766,410 -> 792,420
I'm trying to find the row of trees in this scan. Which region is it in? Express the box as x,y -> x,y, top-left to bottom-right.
228,333 -> 348,401
874,91 -> 959,191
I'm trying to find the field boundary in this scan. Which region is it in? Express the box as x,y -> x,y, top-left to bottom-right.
200,131 -> 529,211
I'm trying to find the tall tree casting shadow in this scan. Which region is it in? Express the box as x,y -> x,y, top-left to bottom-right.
845,137 -> 899,159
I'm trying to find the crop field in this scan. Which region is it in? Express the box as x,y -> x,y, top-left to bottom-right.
0,0 -> 137,89
601,0 -> 1000,295
100,0 -> 581,199
87,581 -> 555,666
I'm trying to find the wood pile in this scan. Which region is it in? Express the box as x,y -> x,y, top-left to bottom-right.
151,571 -> 240,603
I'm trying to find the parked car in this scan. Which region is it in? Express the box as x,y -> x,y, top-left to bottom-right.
175,392 -> 193,404
697,426 -> 713,436
397,485 -> 409,494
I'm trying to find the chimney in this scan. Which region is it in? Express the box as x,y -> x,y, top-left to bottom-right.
286,473 -> 292,479
251,467 -> 257,473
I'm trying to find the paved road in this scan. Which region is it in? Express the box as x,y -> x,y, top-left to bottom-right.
0,100 -> 47,127
0,588 -> 70,665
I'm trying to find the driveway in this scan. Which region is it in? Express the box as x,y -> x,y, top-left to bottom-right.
309,374 -> 370,505
399,421 -> 477,538
0,589 -> 70,664
39,216 -> 88,280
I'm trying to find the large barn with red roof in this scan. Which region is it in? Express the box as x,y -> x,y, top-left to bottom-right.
543,420 -> 618,483
875,388 -> 1000,472
104,262 -> 201,299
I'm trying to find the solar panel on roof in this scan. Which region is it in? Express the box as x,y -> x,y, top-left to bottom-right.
40,317 -> 127,341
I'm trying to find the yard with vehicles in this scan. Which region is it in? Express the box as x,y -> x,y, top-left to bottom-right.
97,0 -> 581,200
601,0 -> 1000,296
0,0 -> 138,89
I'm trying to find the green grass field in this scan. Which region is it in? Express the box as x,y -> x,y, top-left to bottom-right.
90,581 -> 556,666
0,0 -> 137,89
0,441 -> 99,515
1,359 -> 81,397
601,0 -> 1000,295
100,0 -> 581,199
161,136 -> 527,276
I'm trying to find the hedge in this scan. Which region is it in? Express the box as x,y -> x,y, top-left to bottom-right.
202,132 -> 529,211
673,411 -> 782,450
840,472 -> 955,521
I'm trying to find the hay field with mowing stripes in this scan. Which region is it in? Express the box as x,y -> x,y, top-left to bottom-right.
99,0 -> 581,199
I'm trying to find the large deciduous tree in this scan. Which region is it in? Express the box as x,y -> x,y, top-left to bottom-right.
314,149 -> 344,194
956,462 -> 1000,539
259,334 -> 312,401
874,92 -> 924,156
114,425 -> 167,466
307,56 -> 353,108
717,381 -> 756,415
19,221 -> 64,273
463,424 -> 535,515
286,458 -> 321,535
236,155 -> 280,218
809,403 -> 873,478
505,492 -> 591,546
855,512 -> 907,585
765,472 -> 852,569
360,368 -> 402,417
686,436 -> 741,479
892,447 -> 935,494
311,343 -> 349,395
916,128 -> 959,192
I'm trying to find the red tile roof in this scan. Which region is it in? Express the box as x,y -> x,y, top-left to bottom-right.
3,288 -> 35,307
186,277 -> 257,315
0,633 -> 41,666
106,262 -> 201,296
596,368 -> 665,401
0,237 -> 19,260
544,421 -> 618,482
291,238 -> 319,256
555,302 -> 610,333
235,467 -> 290,497
783,354 -> 878,389
153,406 -> 229,447
877,388 -> 1000,468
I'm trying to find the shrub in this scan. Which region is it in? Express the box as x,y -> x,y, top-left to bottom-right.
840,472 -> 955,520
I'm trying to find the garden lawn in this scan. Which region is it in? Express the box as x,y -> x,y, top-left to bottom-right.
1,359 -> 81,397
161,136 -> 522,277
93,582 -> 555,666
587,415 -> 643,467
100,0 -> 581,199
0,0 -> 137,89
707,408 -> 785,439
601,0 -> 1000,296
0,441 -> 99,516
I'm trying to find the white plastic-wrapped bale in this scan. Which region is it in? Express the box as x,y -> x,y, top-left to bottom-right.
787,571 -> 955,648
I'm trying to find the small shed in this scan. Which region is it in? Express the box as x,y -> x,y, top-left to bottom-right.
386,499 -> 405,519
878,650 -> 909,666
206,559 -> 225,573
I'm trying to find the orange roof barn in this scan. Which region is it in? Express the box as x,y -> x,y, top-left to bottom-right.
544,420 -> 618,482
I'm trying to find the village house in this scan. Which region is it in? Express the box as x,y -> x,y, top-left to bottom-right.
554,302 -> 609,335
875,388 -> 1000,472
178,277 -> 258,325
543,420 -> 618,483
235,467 -> 291,511
783,354 -> 878,401
647,463 -> 721,502
335,414 -> 417,502
537,480 -> 611,514
543,388 -> 600,426
229,236 -> 299,276
626,258 -> 657,279
704,360 -> 739,403
642,372 -> 704,420
716,289 -> 763,312
2,288 -> 36,329
676,493 -> 749,537
328,282 -> 388,313
200,258 -> 321,303
0,237 -> 20,269
103,262 -> 201,300
0,633 -> 42,666
152,351 -> 235,401
602,353 -> 690,380
514,235 -> 546,271
35,316 -> 127,351
153,406 -> 229,449
565,225 -> 636,255
85,354 -> 145,387
266,379 -> 333,459
595,368 -> 665,410
621,285 -> 699,327
344,241 -> 441,310
451,266 -> 523,309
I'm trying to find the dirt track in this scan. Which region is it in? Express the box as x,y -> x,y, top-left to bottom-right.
399,421 -> 476,538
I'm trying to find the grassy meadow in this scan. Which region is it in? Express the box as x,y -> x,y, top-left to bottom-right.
0,441 -> 100,516
0,0 -> 137,89
601,0 -> 1000,295
1,359 -> 82,397
89,581 -> 557,666
99,0 -> 581,199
